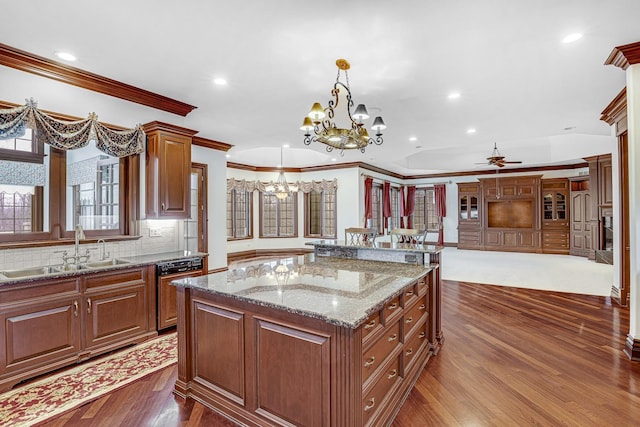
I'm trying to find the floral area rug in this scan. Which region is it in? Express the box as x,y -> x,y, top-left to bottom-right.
0,333 -> 177,427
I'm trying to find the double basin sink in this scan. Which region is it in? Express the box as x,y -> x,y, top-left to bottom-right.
0,258 -> 132,281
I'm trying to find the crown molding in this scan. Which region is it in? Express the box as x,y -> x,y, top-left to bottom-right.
193,136 -> 233,152
0,43 -> 197,116
605,41 -> 640,70
141,121 -> 198,136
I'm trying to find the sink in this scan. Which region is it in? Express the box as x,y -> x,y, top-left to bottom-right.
0,266 -> 60,279
54,264 -> 90,272
85,259 -> 132,268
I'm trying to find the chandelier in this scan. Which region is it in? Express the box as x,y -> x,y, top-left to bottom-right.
300,59 -> 386,155
273,146 -> 290,200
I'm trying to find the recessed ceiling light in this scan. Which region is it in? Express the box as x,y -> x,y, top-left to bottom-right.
409,136 -> 417,142
467,128 -> 476,134
213,77 -> 228,86
225,154 -> 231,158
447,92 -> 461,99
282,144 -> 290,148
54,51 -> 76,61
562,33 -> 583,44
331,158 -> 337,162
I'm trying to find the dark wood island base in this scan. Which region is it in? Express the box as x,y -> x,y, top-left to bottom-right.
173,256 -> 440,426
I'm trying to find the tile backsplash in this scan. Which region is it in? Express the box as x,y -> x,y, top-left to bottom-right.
0,219 -> 184,271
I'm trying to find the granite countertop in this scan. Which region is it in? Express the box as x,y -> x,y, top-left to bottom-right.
0,251 -> 208,286
172,254 -> 431,329
308,239 -> 444,254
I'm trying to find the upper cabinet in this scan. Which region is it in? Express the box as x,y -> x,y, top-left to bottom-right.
143,122 -> 198,219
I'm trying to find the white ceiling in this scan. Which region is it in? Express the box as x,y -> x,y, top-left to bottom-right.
1,0 -> 637,175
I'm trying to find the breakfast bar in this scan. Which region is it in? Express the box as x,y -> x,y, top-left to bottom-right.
172,254 -> 439,426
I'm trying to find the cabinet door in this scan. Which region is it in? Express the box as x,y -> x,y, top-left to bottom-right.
159,134 -> 191,218
254,318 -> 331,427
0,297 -> 81,376
158,269 -> 203,330
83,284 -> 147,351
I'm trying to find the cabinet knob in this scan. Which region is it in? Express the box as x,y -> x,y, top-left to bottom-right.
405,290 -> 414,297
388,334 -> 398,342
364,397 -> 375,412
364,356 -> 375,368
406,316 -> 413,324
73,301 -> 78,317
406,348 -> 413,356
387,302 -> 398,311
419,304 -> 426,311
419,332 -> 426,339
87,298 -> 91,314
387,369 -> 398,379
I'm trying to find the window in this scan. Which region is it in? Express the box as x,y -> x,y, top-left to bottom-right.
305,189 -> 336,238
390,187 -> 400,230
260,192 -> 297,237
413,188 -> 438,231
227,188 -> 252,239
0,126 -> 137,244
370,183 -> 383,233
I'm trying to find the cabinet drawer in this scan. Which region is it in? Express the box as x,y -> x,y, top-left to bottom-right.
362,321 -> 400,384
403,296 -> 428,338
362,355 -> 401,425
402,284 -> 418,307
361,311 -> 382,344
85,268 -> 145,291
382,296 -> 401,323
403,321 -> 428,372
416,275 -> 429,296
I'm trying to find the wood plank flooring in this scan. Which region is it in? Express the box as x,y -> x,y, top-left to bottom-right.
39,280 -> 640,426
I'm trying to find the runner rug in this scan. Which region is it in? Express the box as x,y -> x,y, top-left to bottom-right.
0,333 -> 177,427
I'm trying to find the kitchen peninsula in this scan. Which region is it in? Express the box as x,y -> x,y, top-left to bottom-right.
172,253 -> 440,426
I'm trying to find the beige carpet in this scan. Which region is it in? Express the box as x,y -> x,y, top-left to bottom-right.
440,247 -> 613,296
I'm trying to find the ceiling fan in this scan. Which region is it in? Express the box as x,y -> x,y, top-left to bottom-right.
477,143 -> 523,167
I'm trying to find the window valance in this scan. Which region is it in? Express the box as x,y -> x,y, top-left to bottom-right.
227,178 -> 337,193
0,99 -> 145,157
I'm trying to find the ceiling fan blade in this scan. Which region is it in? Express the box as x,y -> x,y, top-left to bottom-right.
503,161 -> 523,164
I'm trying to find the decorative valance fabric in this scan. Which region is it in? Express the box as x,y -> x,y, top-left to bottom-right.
0,99 -> 145,157
227,178 -> 337,193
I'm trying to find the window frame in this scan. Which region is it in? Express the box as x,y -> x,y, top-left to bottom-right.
227,188 -> 253,240
370,183 -> 383,234
412,187 -> 439,232
0,129 -> 139,246
304,188 -> 337,239
258,191 -> 298,238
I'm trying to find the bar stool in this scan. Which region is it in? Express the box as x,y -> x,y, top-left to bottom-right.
344,227 -> 377,245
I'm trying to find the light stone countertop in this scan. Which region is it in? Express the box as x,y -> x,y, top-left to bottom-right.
171,254 -> 431,329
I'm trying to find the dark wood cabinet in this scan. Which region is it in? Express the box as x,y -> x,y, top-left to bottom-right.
158,267 -> 204,330
457,182 -> 482,249
143,121 -> 197,219
569,179 -> 592,257
0,266 -> 156,391
175,270 -> 435,427
541,179 -> 570,254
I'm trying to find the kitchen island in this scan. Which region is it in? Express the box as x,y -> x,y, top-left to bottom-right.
172,254 -> 439,426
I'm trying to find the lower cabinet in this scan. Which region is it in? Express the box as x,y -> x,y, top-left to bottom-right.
0,266 -> 156,391
158,268 -> 204,330
176,271 -> 434,427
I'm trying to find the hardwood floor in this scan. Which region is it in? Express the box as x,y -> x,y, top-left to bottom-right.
39,280 -> 640,426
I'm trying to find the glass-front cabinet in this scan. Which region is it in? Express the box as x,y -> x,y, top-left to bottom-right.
460,195 -> 479,221
542,190 -> 567,222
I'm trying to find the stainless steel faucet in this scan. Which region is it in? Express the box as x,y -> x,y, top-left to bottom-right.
75,224 -> 85,259
97,238 -> 110,260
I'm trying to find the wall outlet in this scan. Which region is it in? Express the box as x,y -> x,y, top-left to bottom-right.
149,228 -> 162,237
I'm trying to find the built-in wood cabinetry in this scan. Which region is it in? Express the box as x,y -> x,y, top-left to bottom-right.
0,266 -> 156,391
458,175 -> 542,253
143,121 -> 197,219
175,272 -> 434,426
457,183 -> 482,249
585,154 -> 613,261
541,179 -> 570,254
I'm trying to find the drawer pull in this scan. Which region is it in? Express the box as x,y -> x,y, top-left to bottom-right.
405,290 -> 414,297
406,348 -> 413,356
388,369 -> 398,379
388,334 -> 398,342
419,332 -> 426,339
364,356 -> 375,368
387,302 -> 398,311
364,320 -> 377,330
73,301 -> 78,317
405,316 -> 413,324
364,397 -> 375,412
419,304 -> 426,310
87,298 -> 91,314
